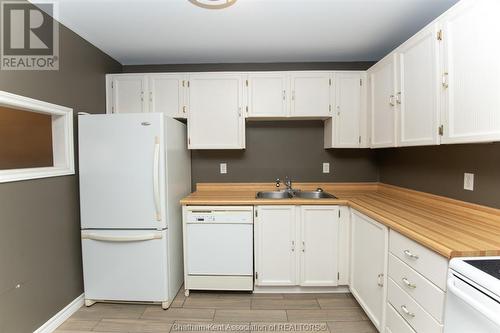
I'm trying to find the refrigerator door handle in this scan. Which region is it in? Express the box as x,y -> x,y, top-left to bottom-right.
81,231 -> 163,242
153,136 -> 161,222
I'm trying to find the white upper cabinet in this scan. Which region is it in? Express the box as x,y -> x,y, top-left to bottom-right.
254,206 -> 297,286
350,210 -> 389,332
396,24 -> 440,147
247,72 -> 289,118
187,73 -> 245,149
107,75 -> 147,114
369,55 -> 397,148
299,206 -> 339,287
325,72 -> 367,148
149,74 -> 187,119
290,72 -> 333,118
439,0 -> 500,144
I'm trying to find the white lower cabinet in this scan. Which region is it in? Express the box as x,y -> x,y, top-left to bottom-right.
299,206 -> 340,286
254,205 -> 341,287
388,279 -> 442,333
350,210 -> 389,331
386,230 -> 447,333
254,206 -> 297,286
386,303 -> 416,333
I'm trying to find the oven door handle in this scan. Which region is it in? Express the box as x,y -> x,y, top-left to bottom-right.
447,277 -> 500,327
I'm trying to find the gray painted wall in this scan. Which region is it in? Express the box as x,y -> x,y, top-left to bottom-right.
0,23 -> 121,333
377,143 -> 500,209
124,62 -> 379,190
191,121 -> 378,189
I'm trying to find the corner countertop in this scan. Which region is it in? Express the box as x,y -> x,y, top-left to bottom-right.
181,182 -> 500,259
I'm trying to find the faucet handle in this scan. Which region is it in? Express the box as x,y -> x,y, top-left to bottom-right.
284,176 -> 292,189
275,178 -> 281,188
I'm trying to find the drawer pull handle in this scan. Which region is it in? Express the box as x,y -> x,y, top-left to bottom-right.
404,249 -> 419,260
401,305 -> 415,318
402,277 -> 417,289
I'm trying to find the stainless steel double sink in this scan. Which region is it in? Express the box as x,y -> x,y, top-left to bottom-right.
256,189 -> 337,200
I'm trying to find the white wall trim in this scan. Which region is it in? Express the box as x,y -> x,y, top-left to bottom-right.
0,90 -> 75,183
33,293 -> 84,333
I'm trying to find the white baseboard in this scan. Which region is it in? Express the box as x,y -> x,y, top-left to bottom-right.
253,285 -> 350,293
33,293 -> 84,333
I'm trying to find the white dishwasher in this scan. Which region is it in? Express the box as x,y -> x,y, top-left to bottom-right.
184,206 -> 254,295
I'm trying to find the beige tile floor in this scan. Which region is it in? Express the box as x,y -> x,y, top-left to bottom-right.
55,288 -> 376,333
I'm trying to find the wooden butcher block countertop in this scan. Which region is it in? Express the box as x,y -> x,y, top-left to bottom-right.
181,183 -> 500,259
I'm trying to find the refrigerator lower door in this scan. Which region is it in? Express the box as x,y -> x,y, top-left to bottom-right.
81,229 -> 168,302
78,113 -> 166,229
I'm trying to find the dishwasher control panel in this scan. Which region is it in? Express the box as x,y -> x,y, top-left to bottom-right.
186,207 -> 253,224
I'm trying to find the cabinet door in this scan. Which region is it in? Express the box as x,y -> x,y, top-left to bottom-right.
187,74 -> 245,149
149,74 -> 187,118
109,75 -> 147,114
369,55 -> 397,148
334,72 -> 365,147
397,24 -> 440,147
440,0 -> 500,144
299,206 -> 339,287
350,210 -> 388,331
291,72 -> 332,117
254,206 -> 297,286
247,73 -> 288,117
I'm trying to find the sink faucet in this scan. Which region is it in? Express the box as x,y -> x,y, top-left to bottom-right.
275,178 -> 281,188
284,176 -> 293,191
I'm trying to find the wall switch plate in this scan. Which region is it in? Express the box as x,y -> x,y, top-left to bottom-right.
322,162 -> 330,173
220,163 -> 227,174
464,173 -> 474,191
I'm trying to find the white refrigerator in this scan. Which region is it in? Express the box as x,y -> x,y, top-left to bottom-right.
78,113 -> 191,309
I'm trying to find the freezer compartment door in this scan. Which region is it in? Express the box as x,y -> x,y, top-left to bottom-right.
81,229 -> 168,302
186,223 -> 253,276
78,113 -> 166,229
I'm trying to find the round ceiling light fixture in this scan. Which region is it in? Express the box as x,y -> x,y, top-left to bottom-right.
188,0 -> 237,10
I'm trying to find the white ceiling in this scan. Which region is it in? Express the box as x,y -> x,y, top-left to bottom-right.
43,0 -> 459,65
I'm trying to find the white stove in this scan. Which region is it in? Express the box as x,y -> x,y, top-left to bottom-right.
444,257 -> 500,333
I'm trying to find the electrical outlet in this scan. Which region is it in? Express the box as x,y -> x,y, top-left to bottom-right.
220,163 -> 227,174
464,173 -> 474,191
323,162 -> 330,174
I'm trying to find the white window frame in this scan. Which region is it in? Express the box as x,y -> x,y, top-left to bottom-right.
0,91 -> 74,183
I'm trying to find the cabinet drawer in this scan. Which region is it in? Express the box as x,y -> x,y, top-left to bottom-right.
389,230 -> 448,290
385,302 -> 416,333
388,278 -> 443,333
388,254 -> 445,322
